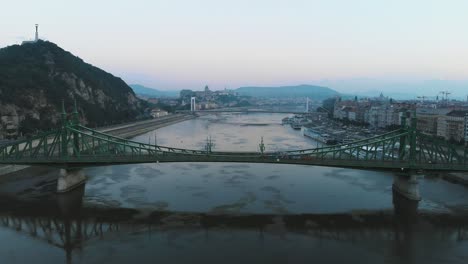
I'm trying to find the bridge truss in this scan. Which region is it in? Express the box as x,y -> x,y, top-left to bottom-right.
1,105 -> 467,171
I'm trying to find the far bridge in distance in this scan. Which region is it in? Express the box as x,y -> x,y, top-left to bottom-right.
177,108 -> 311,115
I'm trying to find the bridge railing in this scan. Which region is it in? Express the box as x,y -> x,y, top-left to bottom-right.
0,129 -> 63,161
279,129 -> 406,155
1,122 -> 467,171
76,125 -> 267,156
416,132 -> 468,165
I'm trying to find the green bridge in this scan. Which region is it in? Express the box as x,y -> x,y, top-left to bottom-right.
1,103 -> 468,172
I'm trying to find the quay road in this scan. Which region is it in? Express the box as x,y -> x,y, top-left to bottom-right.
0,113 -> 195,175
96,113 -> 195,138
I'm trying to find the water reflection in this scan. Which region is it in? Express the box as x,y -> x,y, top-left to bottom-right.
57,186 -> 85,264
2,114 -> 468,263
1,175 -> 468,264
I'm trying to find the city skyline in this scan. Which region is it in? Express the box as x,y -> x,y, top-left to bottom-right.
2,0 -> 468,97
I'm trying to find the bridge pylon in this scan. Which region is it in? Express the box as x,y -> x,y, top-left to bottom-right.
72,100 -> 80,155
392,173 -> 421,201
61,99 -> 67,127
398,111 -> 418,170
204,136 -> 214,154
57,169 -> 86,193
398,114 -> 408,161
60,100 -> 69,157
408,111 -> 418,169
259,137 -> 265,155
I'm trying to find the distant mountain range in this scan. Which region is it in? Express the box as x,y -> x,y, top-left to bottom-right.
130,84 -> 340,100
130,81 -> 468,101
234,85 -> 340,99
130,84 -> 341,100
129,84 -> 179,98
314,79 -> 468,100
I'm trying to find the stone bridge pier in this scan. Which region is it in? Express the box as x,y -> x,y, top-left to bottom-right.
392,173 -> 421,201
57,169 -> 87,193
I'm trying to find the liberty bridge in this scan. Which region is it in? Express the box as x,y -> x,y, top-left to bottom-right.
1,102 -> 467,193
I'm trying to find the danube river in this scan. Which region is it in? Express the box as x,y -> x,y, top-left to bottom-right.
0,113 -> 467,264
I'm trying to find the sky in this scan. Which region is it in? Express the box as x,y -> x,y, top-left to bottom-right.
2,0 -> 468,97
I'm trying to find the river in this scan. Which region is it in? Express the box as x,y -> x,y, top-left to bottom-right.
0,113 -> 467,263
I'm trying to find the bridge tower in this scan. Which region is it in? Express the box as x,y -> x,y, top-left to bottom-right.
61,100 -> 67,125
204,136 -> 214,154
61,100 -> 69,157
398,111 -> 418,168
408,110 -> 418,168
259,137 -> 265,155
191,97 -> 196,112
72,99 -> 79,125
72,100 -> 80,155
398,113 -> 407,161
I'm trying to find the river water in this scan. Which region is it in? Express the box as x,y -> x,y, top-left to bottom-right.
0,113 -> 467,264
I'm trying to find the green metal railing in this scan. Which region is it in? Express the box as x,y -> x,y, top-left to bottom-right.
1,108 -> 467,171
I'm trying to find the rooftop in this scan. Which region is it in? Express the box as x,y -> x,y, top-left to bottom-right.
446,110 -> 468,117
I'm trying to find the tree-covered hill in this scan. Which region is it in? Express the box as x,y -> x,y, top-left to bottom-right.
0,41 -> 147,136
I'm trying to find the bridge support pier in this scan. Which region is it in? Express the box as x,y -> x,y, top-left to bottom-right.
57,169 -> 86,193
392,173 -> 421,201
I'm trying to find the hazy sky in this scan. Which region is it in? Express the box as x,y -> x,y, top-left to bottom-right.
2,0 -> 468,95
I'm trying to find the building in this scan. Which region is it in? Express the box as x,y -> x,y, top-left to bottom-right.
333,105 -> 352,120
5,122 -> 18,139
150,109 -> 169,118
0,113 -> 20,140
332,94 -> 407,127
465,113 -> 468,145
363,104 -> 405,128
437,110 -> 468,143
146,98 -> 159,104
416,108 -> 450,136
333,101 -> 362,121
385,106 -> 399,127
347,110 -> 356,121
204,85 -> 212,99
367,106 -> 391,128
367,106 -> 383,127
199,102 -> 218,110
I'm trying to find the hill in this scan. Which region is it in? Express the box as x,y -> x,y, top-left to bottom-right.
234,84 -> 339,99
0,40 -> 146,137
130,84 -> 179,98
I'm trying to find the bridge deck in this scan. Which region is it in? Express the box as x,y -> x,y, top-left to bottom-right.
1,114 -> 467,171
2,154 -> 467,172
